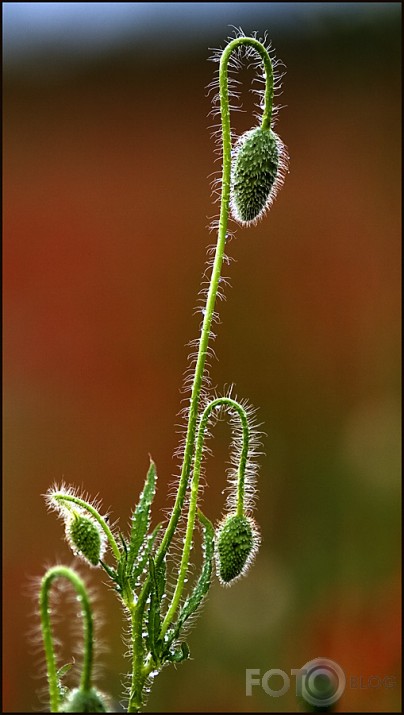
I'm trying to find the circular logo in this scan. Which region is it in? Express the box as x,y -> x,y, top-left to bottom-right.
300,658 -> 346,708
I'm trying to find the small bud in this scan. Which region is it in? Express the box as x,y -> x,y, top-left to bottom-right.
66,513 -> 104,567
60,687 -> 108,712
230,126 -> 281,225
215,513 -> 260,585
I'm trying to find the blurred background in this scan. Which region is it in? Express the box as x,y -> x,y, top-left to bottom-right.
3,2 -> 401,712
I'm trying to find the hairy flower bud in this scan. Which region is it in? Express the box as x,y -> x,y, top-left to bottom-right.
230,126 -> 282,225
66,513 -> 104,567
215,513 -> 260,585
60,687 -> 108,712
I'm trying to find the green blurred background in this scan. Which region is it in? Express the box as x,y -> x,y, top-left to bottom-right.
3,3 -> 401,712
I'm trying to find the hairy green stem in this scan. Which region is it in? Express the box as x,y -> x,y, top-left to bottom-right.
53,492 -> 120,562
158,35 -> 274,635
127,584 -> 155,713
161,397 -> 250,634
39,566 -> 94,712
127,35 -> 274,713
159,35 -> 272,565
127,602 -> 145,713
155,36 -> 271,566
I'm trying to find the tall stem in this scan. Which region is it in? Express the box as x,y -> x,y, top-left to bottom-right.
155,36 -> 274,565
155,38 -> 250,565
156,34 -> 274,608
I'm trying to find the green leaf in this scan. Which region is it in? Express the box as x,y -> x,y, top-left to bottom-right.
116,536 -> 129,589
166,641 -> 190,663
176,510 -> 214,629
164,509 -> 214,656
127,459 -> 157,577
130,522 -> 162,588
57,662 -> 74,679
100,536 -> 129,594
99,559 -> 121,590
56,661 -> 74,701
119,532 -> 129,555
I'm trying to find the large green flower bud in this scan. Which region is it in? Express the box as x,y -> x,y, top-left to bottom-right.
66,512 -> 105,567
60,687 -> 109,712
215,513 -> 260,585
230,126 -> 281,225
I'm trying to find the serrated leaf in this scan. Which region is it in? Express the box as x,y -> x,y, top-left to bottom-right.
56,661 -> 74,701
99,533 -> 130,594
99,559 -> 120,587
127,459 -> 157,576
119,532 -> 129,555
166,641 -> 190,663
130,522 -> 162,588
57,662 -> 74,679
176,510 -> 214,628
165,509 -> 214,651
117,543 -> 128,587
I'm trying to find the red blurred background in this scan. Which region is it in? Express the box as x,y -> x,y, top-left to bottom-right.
3,4 -> 401,712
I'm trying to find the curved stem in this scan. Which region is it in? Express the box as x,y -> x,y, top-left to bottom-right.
224,36 -> 274,132
39,566 -> 94,712
155,35 -> 272,567
161,397 -> 249,635
52,493 -> 120,562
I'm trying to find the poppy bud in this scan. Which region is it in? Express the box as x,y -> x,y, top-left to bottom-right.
215,513 -> 260,585
60,687 -> 108,712
230,126 -> 281,225
66,513 -> 105,567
